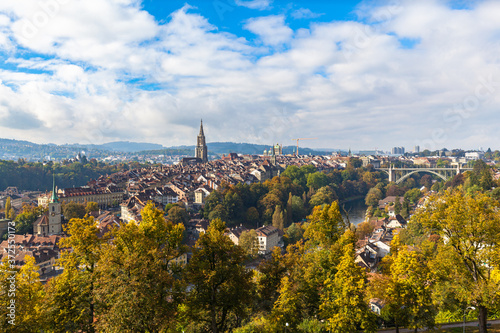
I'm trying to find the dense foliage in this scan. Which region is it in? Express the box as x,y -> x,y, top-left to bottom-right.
202,161 -> 386,228
2,158 -> 500,332
0,159 -> 135,191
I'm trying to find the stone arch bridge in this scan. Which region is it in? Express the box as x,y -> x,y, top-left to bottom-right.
376,165 -> 473,184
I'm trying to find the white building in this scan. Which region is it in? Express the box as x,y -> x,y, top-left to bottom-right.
194,186 -> 212,205
256,225 -> 281,255
465,151 -> 484,160
227,225 -> 248,246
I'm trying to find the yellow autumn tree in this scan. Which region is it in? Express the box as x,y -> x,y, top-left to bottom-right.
320,240 -> 376,333
0,257 -> 17,332
15,255 -> 44,332
95,201 -> 185,333
413,188 -> 500,333
305,201 -> 348,247
181,218 -> 254,333
43,215 -> 104,333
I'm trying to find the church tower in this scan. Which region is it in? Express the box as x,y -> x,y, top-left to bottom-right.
48,176 -> 62,235
195,120 -> 208,163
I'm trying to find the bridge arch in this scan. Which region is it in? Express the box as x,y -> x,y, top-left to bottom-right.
396,170 -> 448,184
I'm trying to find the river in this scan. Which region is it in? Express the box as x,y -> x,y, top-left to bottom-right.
340,198 -> 367,226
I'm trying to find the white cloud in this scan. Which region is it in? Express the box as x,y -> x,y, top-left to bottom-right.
235,0 -> 272,11
4,0 -> 158,71
291,8 -> 323,20
0,0 -> 500,150
244,15 -> 293,46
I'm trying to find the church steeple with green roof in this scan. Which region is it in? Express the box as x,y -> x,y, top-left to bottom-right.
50,175 -> 59,203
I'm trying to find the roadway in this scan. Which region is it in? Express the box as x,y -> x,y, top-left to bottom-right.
377,319 -> 500,332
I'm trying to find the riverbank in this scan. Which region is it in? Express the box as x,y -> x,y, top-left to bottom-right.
340,196 -> 368,225
339,195 -> 365,204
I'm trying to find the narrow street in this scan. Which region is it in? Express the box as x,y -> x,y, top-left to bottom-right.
377,319 -> 500,332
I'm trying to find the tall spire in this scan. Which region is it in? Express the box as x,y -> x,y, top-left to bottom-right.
50,174 -> 59,203
195,119 -> 208,163
199,119 -> 205,136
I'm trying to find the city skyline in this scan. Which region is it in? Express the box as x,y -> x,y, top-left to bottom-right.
1,0 -> 500,151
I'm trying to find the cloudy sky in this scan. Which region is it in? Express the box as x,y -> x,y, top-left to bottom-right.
0,0 -> 499,151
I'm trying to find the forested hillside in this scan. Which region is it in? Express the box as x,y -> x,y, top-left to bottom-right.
0,159 -> 132,191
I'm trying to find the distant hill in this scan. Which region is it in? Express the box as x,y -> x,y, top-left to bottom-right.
100,141 -> 164,152
0,138 -> 338,161
63,141 -> 164,153
0,138 -> 37,146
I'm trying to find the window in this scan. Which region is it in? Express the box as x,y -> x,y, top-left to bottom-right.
52,206 -> 55,212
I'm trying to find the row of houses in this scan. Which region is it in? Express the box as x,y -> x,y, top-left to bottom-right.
186,219 -> 283,255
0,210 -> 121,278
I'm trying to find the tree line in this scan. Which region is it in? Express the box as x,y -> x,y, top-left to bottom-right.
0,159 -> 135,191
202,160 -> 387,229
2,159 -> 500,332
7,186 -> 499,333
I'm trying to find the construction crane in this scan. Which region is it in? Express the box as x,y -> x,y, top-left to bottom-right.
292,138 -> 317,156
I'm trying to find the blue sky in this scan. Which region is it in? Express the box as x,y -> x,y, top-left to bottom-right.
0,0 -> 499,151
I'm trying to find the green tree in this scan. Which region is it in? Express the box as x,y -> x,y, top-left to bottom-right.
272,205 -> 284,230
271,276 -> 303,330
309,186 -> 334,208
43,215 -> 105,333
285,223 -> 304,246
436,159 -> 449,168
290,195 -> 306,222
15,255 -> 45,332
321,240 -> 376,333
239,229 -> 259,257
256,247 -> 287,313
365,187 -> 382,207
4,197 -> 13,220
401,198 -> 410,219
394,196 -> 402,215
305,202 -> 347,247
391,247 -> 436,332
42,259 -> 95,332
285,193 -> 294,226
297,318 -> 326,333
414,189 -> 500,333
0,258 -> 17,331
259,192 -> 281,223
14,204 -> 45,234
480,169 -> 493,190
62,201 -> 86,220
281,165 -> 306,188
182,219 -> 254,333
246,207 -> 260,227
95,202 -> 185,333
224,191 -> 244,224
306,172 -> 329,191
85,201 -> 99,214
404,188 -> 422,204
208,203 -> 228,222
167,205 -> 188,224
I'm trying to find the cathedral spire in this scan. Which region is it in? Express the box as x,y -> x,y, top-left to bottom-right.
199,119 -> 205,136
196,120 -> 208,163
